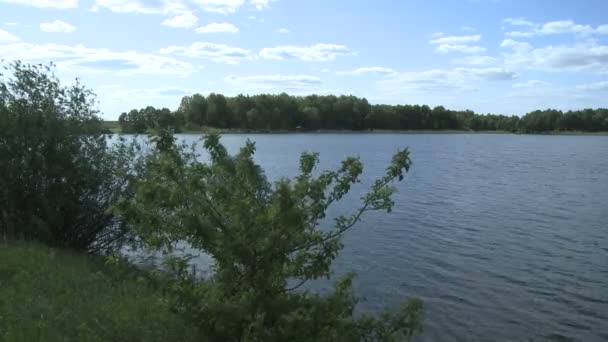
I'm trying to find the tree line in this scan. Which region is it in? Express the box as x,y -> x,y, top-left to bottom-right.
118,93 -> 608,133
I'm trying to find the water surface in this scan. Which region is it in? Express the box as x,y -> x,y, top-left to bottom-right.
166,133 -> 608,341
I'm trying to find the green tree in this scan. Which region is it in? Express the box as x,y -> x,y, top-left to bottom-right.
0,62 -> 137,252
228,94 -> 254,129
167,92 -> 608,133
207,93 -> 230,128
302,106 -> 321,130
116,131 -> 423,341
179,93 -> 207,128
519,109 -> 563,132
119,108 -> 148,133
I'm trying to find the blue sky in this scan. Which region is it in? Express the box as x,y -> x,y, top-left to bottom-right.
1,0 -> 607,119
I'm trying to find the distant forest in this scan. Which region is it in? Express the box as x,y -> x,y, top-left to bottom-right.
117,93 -> 608,133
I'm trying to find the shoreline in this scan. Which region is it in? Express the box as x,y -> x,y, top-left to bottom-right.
103,123 -> 608,136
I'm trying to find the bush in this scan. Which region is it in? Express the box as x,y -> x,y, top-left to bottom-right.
116,130 -> 423,341
0,62 -> 136,253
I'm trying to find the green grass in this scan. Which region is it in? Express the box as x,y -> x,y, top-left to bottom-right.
102,121 -> 120,133
0,240 -> 198,342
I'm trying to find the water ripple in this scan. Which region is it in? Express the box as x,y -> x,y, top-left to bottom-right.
161,133 -> 608,342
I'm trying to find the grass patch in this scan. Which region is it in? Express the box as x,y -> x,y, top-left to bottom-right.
0,241 -> 198,342
102,121 -> 121,133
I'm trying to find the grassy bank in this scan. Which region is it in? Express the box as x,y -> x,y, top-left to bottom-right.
0,241 -> 198,342
102,120 -> 121,133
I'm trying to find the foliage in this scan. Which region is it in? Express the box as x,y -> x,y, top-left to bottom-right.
120,91 -> 608,133
0,240 -> 199,342
0,62 -> 137,252
520,108 -> 608,133
115,130 -> 423,341
118,106 -> 182,133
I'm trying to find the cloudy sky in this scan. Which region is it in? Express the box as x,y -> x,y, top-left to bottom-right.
1,0 -> 607,119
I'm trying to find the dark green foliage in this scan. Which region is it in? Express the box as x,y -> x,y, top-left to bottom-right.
115,131 -> 423,341
0,240 -> 199,342
121,91 -> 608,133
0,62 -> 135,252
521,108 -> 608,133
118,105 -> 181,133
179,93 -> 207,128
519,109 -> 563,133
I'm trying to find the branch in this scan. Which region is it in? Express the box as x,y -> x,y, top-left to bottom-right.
201,191 -> 230,233
303,169 -> 354,231
291,175 -> 394,253
285,278 -> 308,292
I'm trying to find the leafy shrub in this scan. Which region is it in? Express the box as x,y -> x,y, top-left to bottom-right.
116,130 -> 423,341
0,62 -> 136,252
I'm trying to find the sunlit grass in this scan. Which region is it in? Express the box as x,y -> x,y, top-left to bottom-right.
0,241 -> 198,342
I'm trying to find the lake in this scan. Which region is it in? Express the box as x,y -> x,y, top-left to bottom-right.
141,133 -> 608,341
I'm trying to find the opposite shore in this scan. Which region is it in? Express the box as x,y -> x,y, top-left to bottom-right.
103,121 -> 608,136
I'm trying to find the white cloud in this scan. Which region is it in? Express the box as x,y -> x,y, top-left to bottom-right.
91,0 -> 245,15
378,67 -> 516,92
429,34 -> 484,54
0,0 -> 77,9
99,85 -> 193,101
250,0 -> 275,10
247,15 -> 264,23
504,19 -> 608,38
465,67 -> 516,80
461,26 -> 476,32
225,74 -> 321,90
195,22 -> 239,33
429,34 -> 481,45
575,81 -> 608,91
160,42 -> 253,63
506,83 -> 574,104
430,32 -> 444,38
435,44 -> 486,54
90,0 -> 184,14
513,80 -> 551,88
162,12 -> 198,28
40,20 -> 76,33
0,41 -> 195,76
540,20 -> 594,35
97,85 -> 196,117
452,55 -> 497,66
505,31 -> 537,38
337,67 -> 397,76
501,39 -> 608,73
0,29 -> 19,43
194,0 -> 245,14
4,22 -> 19,26
379,69 -> 465,91
503,17 -> 536,27
500,38 -> 531,51
259,43 -> 355,62
277,28 -> 289,34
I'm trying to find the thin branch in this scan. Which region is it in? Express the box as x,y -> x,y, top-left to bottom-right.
290,176 -> 394,253
285,278 -> 309,292
200,190 -> 230,233
303,171 -> 351,231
